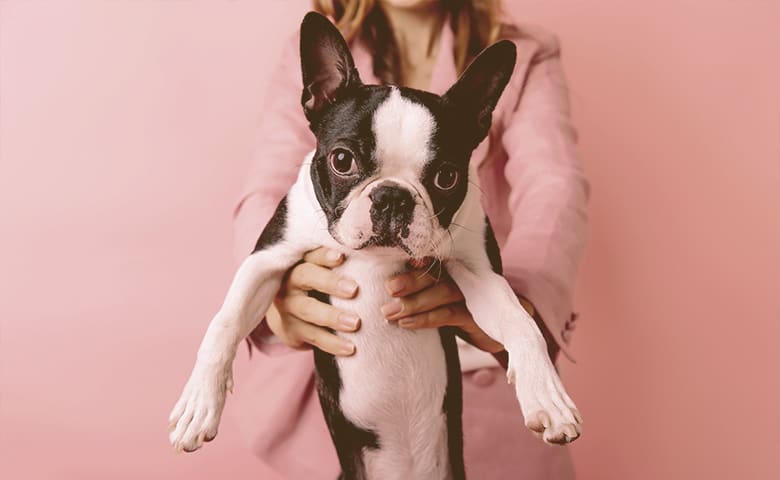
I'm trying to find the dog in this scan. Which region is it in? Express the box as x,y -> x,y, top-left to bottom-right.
169,12 -> 581,479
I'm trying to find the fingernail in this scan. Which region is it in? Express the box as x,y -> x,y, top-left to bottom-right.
338,340 -> 355,355
326,249 -> 343,264
338,279 -> 358,296
386,278 -> 405,295
338,313 -> 360,330
398,318 -> 415,328
381,301 -> 403,318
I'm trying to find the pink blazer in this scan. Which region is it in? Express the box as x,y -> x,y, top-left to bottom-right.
231,21 -> 588,478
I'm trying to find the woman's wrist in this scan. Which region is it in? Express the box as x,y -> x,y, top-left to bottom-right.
248,304 -> 281,348
518,296 -> 536,318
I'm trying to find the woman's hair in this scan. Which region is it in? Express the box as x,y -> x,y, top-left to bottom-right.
312,0 -> 517,85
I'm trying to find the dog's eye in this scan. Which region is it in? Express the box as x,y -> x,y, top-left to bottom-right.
434,166 -> 459,191
329,148 -> 357,176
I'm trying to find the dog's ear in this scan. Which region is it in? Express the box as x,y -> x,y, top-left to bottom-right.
300,12 -> 362,123
442,40 -> 516,149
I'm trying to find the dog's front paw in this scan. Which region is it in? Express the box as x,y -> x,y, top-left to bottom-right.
507,351 -> 582,445
168,362 -> 233,453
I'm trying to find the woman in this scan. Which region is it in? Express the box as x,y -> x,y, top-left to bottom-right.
231,0 -> 588,478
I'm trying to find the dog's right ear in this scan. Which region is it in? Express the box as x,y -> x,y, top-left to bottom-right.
300,12 -> 362,123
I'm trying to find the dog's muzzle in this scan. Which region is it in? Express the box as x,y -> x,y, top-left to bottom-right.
368,181 -> 415,247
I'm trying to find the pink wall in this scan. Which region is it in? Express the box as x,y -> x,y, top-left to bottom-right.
1,1 -> 777,479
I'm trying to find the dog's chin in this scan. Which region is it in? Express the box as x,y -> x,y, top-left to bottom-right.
331,217 -> 436,259
333,231 -> 430,260
362,238 -> 415,256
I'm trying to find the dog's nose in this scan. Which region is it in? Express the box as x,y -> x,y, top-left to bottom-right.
369,183 -> 414,215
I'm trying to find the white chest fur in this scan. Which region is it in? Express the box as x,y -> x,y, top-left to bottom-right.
330,253 -> 452,480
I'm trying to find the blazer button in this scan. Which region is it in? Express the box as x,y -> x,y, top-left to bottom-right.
471,368 -> 496,387
562,329 -> 572,343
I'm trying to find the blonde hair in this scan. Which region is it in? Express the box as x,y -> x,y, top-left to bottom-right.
312,0 -> 517,85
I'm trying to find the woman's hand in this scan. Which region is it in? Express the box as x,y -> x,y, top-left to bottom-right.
263,247 -> 361,356
380,264 -> 505,353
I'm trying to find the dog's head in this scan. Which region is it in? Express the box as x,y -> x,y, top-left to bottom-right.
300,12 -> 515,259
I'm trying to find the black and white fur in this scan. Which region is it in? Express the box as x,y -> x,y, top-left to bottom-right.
169,12 -> 581,479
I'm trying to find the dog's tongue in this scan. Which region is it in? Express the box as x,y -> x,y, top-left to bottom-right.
408,256 -> 434,270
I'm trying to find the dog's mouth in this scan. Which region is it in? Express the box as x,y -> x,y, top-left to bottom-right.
330,196 -> 438,259
407,256 -> 435,269
355,238 -> 435,269
355,235 -> 414,257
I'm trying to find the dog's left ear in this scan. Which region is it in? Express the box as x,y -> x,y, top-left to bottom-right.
442,40 -> 516,149
300,12 -> 362,123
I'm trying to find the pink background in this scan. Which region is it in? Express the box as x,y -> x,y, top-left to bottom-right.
1,1 -> 778,479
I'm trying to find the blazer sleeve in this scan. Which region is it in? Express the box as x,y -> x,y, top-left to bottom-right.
232,34 -> 316,261
229,35 -> 339,479
232,35 -> 315,356
498,39 -> 590,360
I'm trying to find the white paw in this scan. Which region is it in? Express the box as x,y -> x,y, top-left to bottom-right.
168,362 -> 233,453
507,350 -> 582,445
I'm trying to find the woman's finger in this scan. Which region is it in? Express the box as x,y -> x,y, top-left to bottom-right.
456,326 -> 504,353
396,304 -> 466,329
384,267 -> 443,297
281,295 -> 360,333
456,314 -> 504,353
397,303 -> 504,353
292,320 -> 356,356
381,280 -> 464,319
303,247 -> 345,268
287,261 -> 358,299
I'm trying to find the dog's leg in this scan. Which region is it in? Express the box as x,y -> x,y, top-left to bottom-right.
168,191 -> 319,452
446,254 -> 582,445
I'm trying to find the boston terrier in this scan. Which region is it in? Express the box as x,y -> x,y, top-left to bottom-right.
169,12 -> 582,479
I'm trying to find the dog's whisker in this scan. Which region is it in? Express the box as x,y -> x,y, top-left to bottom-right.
428,206 -> 446,220
468,179 -> 485,195
446,228 -> 455,262
418,255 -> 439,281
449,222 -> 478,235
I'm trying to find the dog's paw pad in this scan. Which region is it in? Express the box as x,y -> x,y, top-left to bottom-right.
168,366 -> 231,453
525,411 -> 550,434
169,402 -> 220,453
508,350 -> 582,444
542,421 -> 581,445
